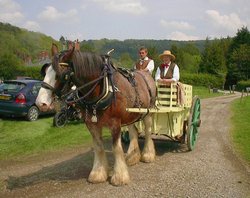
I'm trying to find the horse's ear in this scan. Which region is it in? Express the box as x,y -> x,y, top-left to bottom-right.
62,47 -> 75,63
51,43 -> 58,56
68,41 -> 73,50
75,39 -> 80,51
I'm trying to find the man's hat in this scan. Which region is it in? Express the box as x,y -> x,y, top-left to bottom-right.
159,50 -> 175,61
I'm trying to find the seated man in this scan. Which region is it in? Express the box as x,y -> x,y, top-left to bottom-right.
155,50 -> 179,85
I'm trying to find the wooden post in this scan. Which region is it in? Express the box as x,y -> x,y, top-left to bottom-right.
240,90 -> 244,102
246,87 -> 250,96
232,85 -> 236,94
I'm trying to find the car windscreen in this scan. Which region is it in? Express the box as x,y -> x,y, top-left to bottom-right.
1,82 -> 26,93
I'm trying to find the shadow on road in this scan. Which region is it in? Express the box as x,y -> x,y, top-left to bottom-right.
6,137 -> 189,190
6,150 -> 93,190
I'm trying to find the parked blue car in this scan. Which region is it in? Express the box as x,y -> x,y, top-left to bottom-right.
0,79 -> 52,121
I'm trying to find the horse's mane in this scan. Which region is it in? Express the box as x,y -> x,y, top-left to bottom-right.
72,51 -> 103,79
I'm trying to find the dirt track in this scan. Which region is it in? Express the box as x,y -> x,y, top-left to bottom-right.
0,93 -> 249,198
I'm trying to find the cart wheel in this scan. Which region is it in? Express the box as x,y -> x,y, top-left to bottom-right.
187,96 -> 201,151
53,111 -> 67,127
121,131 -> 130,144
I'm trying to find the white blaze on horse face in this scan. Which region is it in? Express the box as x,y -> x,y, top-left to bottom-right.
36,66 -> 57,110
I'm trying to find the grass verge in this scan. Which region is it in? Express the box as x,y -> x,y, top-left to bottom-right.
193,86 -> 223,99
230,96 -> 250,163
0,116 -> 109,160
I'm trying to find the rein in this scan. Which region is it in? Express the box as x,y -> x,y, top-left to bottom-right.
41,70 -> 107,101
63,71 -> 107,104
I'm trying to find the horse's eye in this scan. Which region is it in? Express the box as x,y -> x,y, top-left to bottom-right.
55,74 -> 60,80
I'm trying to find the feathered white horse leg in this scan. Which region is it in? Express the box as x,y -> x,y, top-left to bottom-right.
141,114 -> 155,163
88,126 -> 109,183
111,125 -> 130,186
126,124 -> 141,166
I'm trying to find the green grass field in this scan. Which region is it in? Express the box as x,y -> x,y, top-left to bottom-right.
231,96 -> 250,163
0,86 -> 227,160
193,86 -> 223,99
0,117 -> 91,160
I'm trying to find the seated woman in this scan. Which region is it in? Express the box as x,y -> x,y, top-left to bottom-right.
155,50 -> 180,85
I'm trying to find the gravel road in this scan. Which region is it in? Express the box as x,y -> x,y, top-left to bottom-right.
0,93 -> 249,198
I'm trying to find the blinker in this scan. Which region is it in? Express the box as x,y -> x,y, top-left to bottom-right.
59,62 -> 69,67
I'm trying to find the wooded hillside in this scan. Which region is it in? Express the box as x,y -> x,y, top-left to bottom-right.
0,22 -> 249,90
0,22 -> 59,65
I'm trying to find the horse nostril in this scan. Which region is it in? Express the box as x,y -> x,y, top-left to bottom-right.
38,103 -> 50,112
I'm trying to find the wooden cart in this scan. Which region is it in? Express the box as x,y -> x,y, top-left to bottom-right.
123,82 -> 201,151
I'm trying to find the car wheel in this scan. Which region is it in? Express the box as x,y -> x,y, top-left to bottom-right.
26,106 -> 39,121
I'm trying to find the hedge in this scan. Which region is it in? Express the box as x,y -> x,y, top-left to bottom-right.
180,73 -> 225,88
16,65 -> 43,80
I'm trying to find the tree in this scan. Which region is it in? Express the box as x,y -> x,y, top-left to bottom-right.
147,46 -> 160,76
80,43 -> 95,52
226,27 -> 250,85
231,44 -> 250,80
182,43 -> 200,55
118,53 -> 134,68
229,26 -> 250,50
199,38 -> 228,88
171,43 -> 201,73
182,53 -> 201,73
170,44 -> 184,67
0,54 -> 20,80
199,39 -> 227,75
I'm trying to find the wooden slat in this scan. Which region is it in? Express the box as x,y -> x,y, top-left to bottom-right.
157,87 -> 177,92
126,107 -> 184,113
157,94 -> 177,99
157,100 -> 177,105
183,84 -> 192,108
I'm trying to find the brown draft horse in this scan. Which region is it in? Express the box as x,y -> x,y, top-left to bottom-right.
36,44 -> 156,186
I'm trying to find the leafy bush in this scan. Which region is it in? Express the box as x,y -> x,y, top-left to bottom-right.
236,80 -> 250,91
180,73 -> 225,88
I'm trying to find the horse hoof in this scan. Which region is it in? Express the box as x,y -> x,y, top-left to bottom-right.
141,153 -> 155,163
126,152 -> 141,166
88,170 -> 108,183
111,173 -> 130,186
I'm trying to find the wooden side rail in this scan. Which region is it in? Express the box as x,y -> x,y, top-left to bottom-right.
156,82 -> 192,108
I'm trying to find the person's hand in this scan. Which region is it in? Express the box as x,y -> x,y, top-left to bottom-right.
157,79 -> 172,86
157,79 -> 164,83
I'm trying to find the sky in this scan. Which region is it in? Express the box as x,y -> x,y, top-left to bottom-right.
0,0 -> 250,41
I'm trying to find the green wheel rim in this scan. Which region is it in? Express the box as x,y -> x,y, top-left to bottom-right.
187,96 -> 201,151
